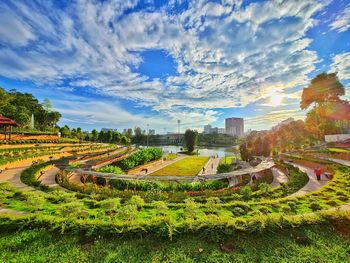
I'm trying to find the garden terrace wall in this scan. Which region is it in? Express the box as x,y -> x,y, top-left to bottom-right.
0,133 -> 59,141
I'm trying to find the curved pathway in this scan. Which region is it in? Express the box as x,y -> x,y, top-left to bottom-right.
270,167 -> 288,188
287,162 -> 330,197
198,157 -> 221,176
39,167 -> 60,187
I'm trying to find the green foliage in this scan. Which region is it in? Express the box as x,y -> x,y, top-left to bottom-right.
183,199 -> 200,220
240,186 -> 252,201
216,163 -> 231,173
59,202 -> 83,217
20,160 -> 54,187
116,147 -> 163,170
184,129 -> 198,153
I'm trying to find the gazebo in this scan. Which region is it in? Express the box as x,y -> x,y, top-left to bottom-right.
0,115 -> 18,141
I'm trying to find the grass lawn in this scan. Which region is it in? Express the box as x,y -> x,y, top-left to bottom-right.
151,156 -> 209,176
219,156 -> 237,165
325,147 -> 350,153
0,224 -> 349,263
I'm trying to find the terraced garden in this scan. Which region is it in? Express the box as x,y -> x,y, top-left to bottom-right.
0,142 -> 350,262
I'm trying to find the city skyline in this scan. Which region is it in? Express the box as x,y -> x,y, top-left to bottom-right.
0,0 -> 349,132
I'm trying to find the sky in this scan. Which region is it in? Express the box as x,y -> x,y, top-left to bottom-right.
0,0 -> 349,133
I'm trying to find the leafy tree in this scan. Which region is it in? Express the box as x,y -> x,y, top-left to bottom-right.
59,125 -> 71,137
184,129 -> 198,153
91,129 -> 99,142
300,72 -> 344,109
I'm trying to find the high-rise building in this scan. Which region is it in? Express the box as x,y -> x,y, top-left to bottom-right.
225,117 -> 244,137
218,128 -> 226,134
203,124 -> 212,134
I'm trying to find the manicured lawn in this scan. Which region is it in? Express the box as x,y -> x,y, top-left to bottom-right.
151,156 -> 209,176
0,224 -> 349,263
325,147 -> 350,153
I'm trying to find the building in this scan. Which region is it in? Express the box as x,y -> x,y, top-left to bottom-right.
225,117 -> 244,137
148,129 -> 155,135
203,124 -> 212,134
218,128 -> 226,134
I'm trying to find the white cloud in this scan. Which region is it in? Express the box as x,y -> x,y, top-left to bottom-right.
330,6 -> 350,32
331,52 -> 350,81
0,0 -> 330,128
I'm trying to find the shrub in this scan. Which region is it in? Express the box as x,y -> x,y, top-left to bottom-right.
206,197 -> 221,214
241,186 -> 252,200
117,204 -> 138,221
23,192 -> 45,211
309,202 -> 322,211
97,165 -> 124,174
183,199 -> 200,220
217,163 -> 231,173
98,198 -> 121,213
232,207 -> 246,216
152,201 -> 168,216
59,202 -> 83,217
127,195 -> 145,210
116,147 -> 163,170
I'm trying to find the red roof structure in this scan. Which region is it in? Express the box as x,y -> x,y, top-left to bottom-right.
0,115 -> 17,126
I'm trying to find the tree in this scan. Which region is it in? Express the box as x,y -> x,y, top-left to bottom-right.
300,72 -> 344,109
42,98 -> 53,112
184,129 -> 198,153
59,125 -> 71,137
91,129 -> 99,141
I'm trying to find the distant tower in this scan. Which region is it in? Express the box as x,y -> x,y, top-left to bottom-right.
30,114 -> 34,130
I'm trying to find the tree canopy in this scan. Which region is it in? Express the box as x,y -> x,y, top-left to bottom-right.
184,129 -> 198,153
0,88 -> 61,130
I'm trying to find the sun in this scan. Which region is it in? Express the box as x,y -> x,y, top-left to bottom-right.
269,93 -> 284,106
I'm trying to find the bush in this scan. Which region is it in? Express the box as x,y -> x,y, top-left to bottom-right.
232,207 -> 246,216
152,201 -> 168,216
97,165 -> 124,174
127,195 -> 145,210
309,202 -> 322,211
183,199 -> 200,220
59,202 -> 83,217
22,192 -> 45,211
116,147 -> 163,171
241,186 -> 252,200
206,197 -> 221,214
217,163 -> 231,173
117,204 -> 138,221
98,198 -> 121,213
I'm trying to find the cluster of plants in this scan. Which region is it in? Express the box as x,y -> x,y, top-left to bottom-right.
97,165 -> 124,174
114,147 -> 163,171
108,178 -> 228,192
20,160 -> 55,189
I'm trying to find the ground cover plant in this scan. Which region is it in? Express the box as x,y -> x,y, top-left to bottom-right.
150,156 -> 209,176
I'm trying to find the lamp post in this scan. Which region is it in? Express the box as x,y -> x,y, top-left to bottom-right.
146,124 -> 149,148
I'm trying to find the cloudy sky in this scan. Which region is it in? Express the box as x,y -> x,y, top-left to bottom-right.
0,0 -> 349,133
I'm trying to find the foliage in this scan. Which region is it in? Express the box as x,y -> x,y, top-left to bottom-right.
216,163 -> 231,173
184,129 -> 198,153
116,147 -> 163,171
0,88 -> 61,129
97,165 -> 124,174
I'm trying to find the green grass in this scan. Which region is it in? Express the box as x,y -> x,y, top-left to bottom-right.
0,223 -> 349,263
219,156 -> 237,165
150,156 -> 209,176
167,153 -> 178,160
325,147 -> 350,153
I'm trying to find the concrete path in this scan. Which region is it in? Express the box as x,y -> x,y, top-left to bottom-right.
0,167 -> 37,192
288,163 -> 330,197
270,167 -> 288,188
324,157 -> 350,167
199,157 -> 221,176
39,167 -> 60,187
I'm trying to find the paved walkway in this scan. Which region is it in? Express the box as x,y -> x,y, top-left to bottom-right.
270,167 -> 288,188
39,167 -> 60,187
288,162 -> 330,197
324,157 -> 350,167
198,157 -> 221,176
0,166 -> 37,192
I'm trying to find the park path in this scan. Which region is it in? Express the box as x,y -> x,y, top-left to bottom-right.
199,157 -> 221,176
39,167 -> 60,187
270,167 -> 288,188
323,157 -> 350,167
288,162 -> 330,197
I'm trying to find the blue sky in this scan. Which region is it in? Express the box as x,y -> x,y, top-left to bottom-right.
0,0 -> 349,133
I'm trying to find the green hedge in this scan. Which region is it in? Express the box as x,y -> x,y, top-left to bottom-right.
20,161 -> 55,187
115,147 -> 163,170
109,178 -> 228,192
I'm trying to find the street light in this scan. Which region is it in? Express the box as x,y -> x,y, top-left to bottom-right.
146,124 -> 149,148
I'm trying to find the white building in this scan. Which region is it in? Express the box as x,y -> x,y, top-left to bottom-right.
225,117 -> 244,137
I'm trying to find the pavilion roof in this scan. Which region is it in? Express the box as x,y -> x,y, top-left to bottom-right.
0,115 -> 18,126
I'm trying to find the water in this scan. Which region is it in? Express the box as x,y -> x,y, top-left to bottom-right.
148,145 -> 238,157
